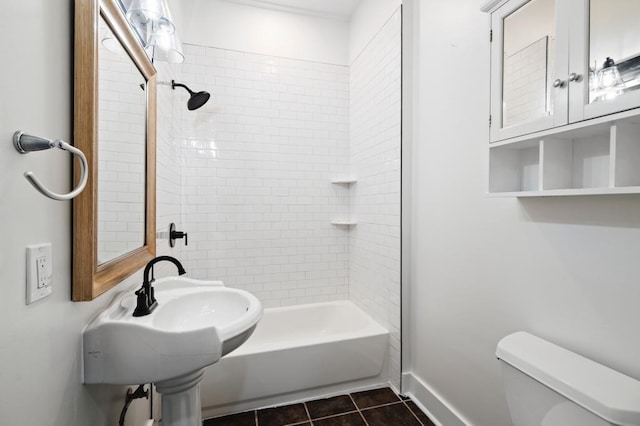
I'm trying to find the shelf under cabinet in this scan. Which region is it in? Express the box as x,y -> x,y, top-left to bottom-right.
489,113 -> 640,197
488,187 -> 640,197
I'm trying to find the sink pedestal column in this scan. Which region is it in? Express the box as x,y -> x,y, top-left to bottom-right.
156,369 -> 206,426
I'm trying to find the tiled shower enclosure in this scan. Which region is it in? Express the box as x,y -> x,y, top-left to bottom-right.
158,6 -> 402,389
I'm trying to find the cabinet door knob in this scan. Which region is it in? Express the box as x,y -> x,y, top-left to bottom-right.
568,73 -> 581,82
552,79 -> 566,88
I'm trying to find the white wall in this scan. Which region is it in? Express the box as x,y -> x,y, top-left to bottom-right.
0,1 -> 153,424
175,0 -> 350,65
407,1 -> 640,425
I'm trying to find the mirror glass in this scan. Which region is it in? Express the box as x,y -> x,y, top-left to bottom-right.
97,16 -> 147,264
502,0 -> 555,128
589,0 -> 640,103
73,0 -> 156,301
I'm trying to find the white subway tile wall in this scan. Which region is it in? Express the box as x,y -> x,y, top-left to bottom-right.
156,62 -> 186,263
349,8 -> 402,389
177,44 -> 351,308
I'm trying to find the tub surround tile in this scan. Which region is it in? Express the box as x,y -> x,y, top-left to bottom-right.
179,44 -> 350,309
306,395 -> 357,419
349,7 -> 402,390
350,387 -> 401,409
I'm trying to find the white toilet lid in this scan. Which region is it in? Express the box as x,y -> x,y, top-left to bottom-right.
497,332 -> 640,426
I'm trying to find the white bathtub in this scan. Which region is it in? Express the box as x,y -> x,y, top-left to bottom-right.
199,300 -> 389,417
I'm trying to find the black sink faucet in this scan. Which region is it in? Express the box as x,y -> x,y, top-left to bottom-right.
133,256 -> 187,317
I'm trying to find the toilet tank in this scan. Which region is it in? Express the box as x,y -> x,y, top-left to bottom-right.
497,332 -> 640,426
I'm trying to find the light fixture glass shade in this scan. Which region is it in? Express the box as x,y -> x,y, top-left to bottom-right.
596,57 -> 625,101
597,67 -> 623,89
101,36 -> 126,55
145,31 -> 185,64
124,0 -> 175,36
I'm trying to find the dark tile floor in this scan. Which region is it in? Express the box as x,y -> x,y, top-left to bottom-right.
203,387 -> 436,426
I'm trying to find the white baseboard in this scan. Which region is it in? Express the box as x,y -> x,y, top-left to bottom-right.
401,372 -> 472,426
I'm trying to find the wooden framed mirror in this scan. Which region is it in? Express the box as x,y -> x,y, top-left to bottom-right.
73,0 -> 156,301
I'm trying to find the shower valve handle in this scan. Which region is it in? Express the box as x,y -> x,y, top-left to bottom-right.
169,223 -> 188,247
173,231 -> 188,245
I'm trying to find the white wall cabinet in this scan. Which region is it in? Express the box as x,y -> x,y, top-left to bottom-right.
483,0 -> 640,196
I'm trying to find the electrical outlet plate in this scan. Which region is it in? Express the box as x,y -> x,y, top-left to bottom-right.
26,243 -> 53,304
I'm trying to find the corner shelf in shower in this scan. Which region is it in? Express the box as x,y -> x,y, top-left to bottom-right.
330,178 -> 357,184
331,178 -> 357,226
331,220 -> 357,226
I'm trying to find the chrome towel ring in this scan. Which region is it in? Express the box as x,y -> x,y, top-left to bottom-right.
13,131 -> 89,201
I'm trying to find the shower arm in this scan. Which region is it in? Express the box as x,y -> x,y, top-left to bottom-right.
171,81 -> 194,94
13,131 -> 89,201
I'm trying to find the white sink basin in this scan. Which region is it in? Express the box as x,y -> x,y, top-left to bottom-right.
83,277 -> 262,385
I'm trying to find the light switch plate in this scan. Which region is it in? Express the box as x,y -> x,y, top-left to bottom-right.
26,243 -> 53,304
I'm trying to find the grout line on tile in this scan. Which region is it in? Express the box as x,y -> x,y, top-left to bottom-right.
403,400 -> 426,426
358,400 -> 404,412
309,409 -> 360,421
302,401 -> 312,421
348,393 -> 370,426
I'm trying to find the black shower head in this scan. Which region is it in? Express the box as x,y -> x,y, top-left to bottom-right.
171,80 -> 211,110
187,90 -> 211,111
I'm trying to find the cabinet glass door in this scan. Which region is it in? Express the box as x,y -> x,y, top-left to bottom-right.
503,0 -> 554,127
491,0 -> 567,141
582,0 -> 640,119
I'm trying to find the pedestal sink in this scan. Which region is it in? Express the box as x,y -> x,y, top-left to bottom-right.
82,277 -> 262,426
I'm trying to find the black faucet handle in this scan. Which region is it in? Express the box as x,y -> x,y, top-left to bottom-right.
149,285 -> 156,304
